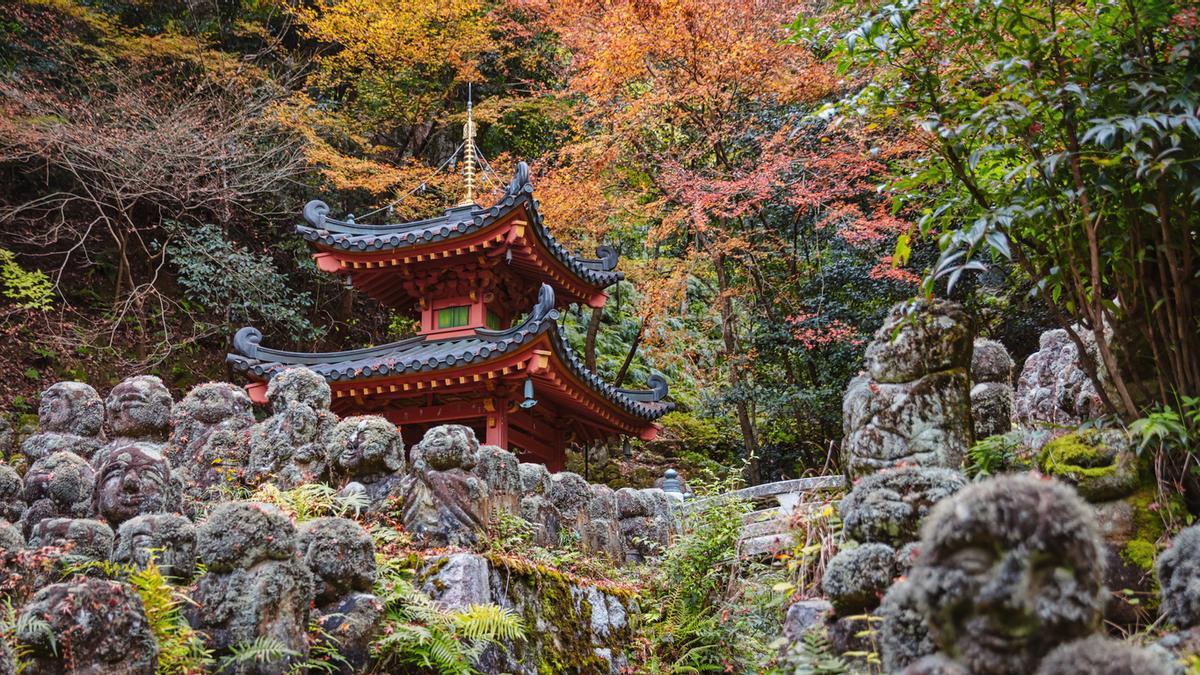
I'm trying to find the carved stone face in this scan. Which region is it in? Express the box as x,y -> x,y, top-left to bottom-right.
106,376 -> 173,438
94,443 -> 176,526
839,466 -> 967,547
114,514 -> 196,581
331,416 -> 404,477
39,382 -> 104,436
910,475 -> 1105,675
414,425 -> 478,471
173,382 -> 253,427
298,517 -> 376,604
266,367 -> 331,413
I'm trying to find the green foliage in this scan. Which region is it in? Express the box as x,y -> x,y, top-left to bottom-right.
826,0 -> 1200,415
772,628 -> 851,675
1131,397 -> 1200,454
249,482 -> 369,521
966,432 -> 1030,479
221,637 -> 301,673
2,599 -> 52,671
371,557 -> 525,674
128,562 -> 214,674
163,221 -> 317,339
0,248 -> 53,310
636,471 -> 765,673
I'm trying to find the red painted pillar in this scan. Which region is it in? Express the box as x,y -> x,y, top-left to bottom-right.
486,399 -> 508,449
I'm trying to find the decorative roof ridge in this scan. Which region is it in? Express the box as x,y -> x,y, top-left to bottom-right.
616,374 -> 670,402
230,327 -> 428,365
292,163 -> 623,286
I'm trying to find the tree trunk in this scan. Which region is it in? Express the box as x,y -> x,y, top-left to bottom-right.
584,306 -> 603,371
714,249 -> 760,484
614,318 -> 644,387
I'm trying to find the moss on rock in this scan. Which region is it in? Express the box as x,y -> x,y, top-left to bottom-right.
1037,430 -> 1139,501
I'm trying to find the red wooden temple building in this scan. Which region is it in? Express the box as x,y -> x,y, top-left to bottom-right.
226,161 -> 672,470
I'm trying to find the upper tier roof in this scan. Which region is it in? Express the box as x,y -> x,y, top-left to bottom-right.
225,284 -> 672,423
295,162 -> 624,292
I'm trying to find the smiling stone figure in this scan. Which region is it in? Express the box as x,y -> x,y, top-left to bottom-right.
93,442 -> 180,527
904,474 -> 1106,675
95,375 -> 174,468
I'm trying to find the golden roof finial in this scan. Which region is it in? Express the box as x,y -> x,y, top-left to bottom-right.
459,83 -> 477,207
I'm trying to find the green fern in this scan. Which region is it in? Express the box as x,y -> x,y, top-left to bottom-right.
370,563 -> 525,674
128,562 -> 213,674
220,636 -> 300,672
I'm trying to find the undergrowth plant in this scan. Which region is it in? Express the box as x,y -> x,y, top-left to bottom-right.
633,469 -> 765,673
250,483 -> 370,522
370,556 -> 525,674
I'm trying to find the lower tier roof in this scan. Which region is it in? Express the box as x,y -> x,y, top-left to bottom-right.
225,284 -> 673,427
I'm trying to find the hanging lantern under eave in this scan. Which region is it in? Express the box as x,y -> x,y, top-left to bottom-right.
519,377 -> 538,409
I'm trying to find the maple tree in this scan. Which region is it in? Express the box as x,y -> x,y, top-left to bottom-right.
526,0 -> 917,480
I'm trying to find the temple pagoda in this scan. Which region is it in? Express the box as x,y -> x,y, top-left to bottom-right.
226,118 -> 672,470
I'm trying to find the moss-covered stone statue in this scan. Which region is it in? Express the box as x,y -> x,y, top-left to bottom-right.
1033,635 -> 1173,675
970,339 -> 1014,439
843,298 -> 973,479
0,465 -> 25,525
16,577 -> 157,674
20,381 -> 106,463
400,425 -> 491,547
328,415 -> 405,511
112,513 -> 197,582
246,367 -> 337,489
20,450 -> 94,537
1156,523 -> 1200,663
27,517 -> 114,569
298,517 -> 381,673
94,375 -> 173,468
906,474 -> 1106,675
189,502 -> 314,673
93,442 -> 180,527
168,382 -> 254,501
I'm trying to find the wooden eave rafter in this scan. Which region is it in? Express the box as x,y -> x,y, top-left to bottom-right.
318,335 -> 656,440
310,204 -> 609,310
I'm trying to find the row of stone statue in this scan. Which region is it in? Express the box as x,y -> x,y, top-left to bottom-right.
0,502 -> 375,673
9,368 -> 677,565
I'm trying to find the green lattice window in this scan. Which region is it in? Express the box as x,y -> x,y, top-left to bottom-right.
437,305 -> 469,329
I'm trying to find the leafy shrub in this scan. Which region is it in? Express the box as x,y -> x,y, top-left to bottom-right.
164,221 -> 317,338
0,248 -> 53,310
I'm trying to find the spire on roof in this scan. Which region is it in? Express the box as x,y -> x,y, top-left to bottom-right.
459,84 -> 477,207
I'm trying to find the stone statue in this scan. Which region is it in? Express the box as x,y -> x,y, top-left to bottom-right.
843,298 -> 973,478
298,517 -> 381,673
839,466 -> 967,548
1034,635 -> 1173,675
27,517 -> 114,569
1156,523 -> 1200,661
93,442 -> 180,527
20,451 -> 94,537
189,502 -> 313,673
1014,327 -> 1110,449
822,542 -> 896,614
0,464 -> 26,524
400,425 -> 490,547
246,367 -> 337,488
879,578 -> 936,673
113,513 -> 197,582
616,487 -> 674,563
970,339 -> 1015,439
16,577 -> 157,674
168,382 -> 254,499
95,375 -> 173,468
907,474 -> 1106,674
20,381 -> 106,462
328,415 -> 405,511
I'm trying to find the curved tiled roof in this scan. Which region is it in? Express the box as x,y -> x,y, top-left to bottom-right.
226,284 -> 672,422
295,162 -> 624,290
